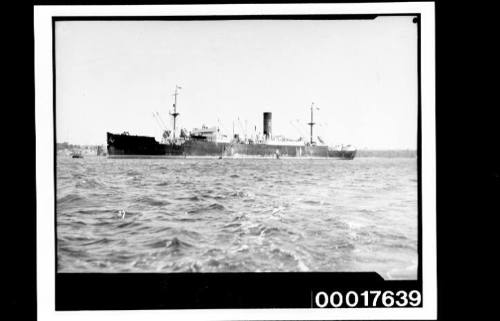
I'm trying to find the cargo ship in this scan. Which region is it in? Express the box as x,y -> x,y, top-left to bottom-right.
107,86 -> 356,159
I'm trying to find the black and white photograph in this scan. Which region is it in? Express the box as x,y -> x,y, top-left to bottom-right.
35,2 -> 436,320
56,15 -> 417,276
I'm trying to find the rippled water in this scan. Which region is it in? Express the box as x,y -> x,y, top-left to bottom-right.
56,156 -> 418,279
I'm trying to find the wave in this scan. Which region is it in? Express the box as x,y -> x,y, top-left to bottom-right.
154,226 -> 174,233
116,221 -> 141,229
82,238 -> 114,246
126,169 -> 142,176
371,230 -> 409,241
232,213 -> 247,221
146,237 -> 193,250
136,196 -> 171,207
177,195 -> 202,201
386,242 -> 417,251
202,248 -> 223,257
230,190 -> 254,198
222,222 -> 241,229
188,202 -> 226,214
334,240 -> 355,250
62,235 -> 93,242
206,203 -> 226,211
58,220 -> 88,227
357,208 -> 378,214
302,199 -> 323,205
146,240 -> 169,249
57,193 -> 86,204
166,237 -> 192,249
270,247 -> 309,271
77,209 -> 112,215
242,222 -> 290,238
108,251 -> 135,264
259,226 -> 282,236
58,246 -> 89,258
75,178 -> 104,189
174,217 -> 200,222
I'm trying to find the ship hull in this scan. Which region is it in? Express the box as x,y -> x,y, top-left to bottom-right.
107,132 -> 356,159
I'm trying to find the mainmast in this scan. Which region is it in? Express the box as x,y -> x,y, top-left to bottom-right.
170,85 -> 181,140
308,102 -> 316,144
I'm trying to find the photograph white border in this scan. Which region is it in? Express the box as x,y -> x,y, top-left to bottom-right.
35,2 -> 436,320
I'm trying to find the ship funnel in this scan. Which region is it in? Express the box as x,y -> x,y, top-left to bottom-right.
263,112 -> 272,140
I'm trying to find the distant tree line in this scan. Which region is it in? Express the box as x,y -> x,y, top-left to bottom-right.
356,149 -> 417,158
57,142 -> 79,150
57,142 -> 102,150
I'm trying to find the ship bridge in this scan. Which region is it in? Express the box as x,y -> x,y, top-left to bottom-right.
190,125 -> 230,143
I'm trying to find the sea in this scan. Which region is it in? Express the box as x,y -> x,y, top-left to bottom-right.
56,156 -> 418,279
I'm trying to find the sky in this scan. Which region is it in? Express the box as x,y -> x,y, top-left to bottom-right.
55,17 -> 418,149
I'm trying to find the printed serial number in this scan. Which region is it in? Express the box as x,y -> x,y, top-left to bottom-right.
314,290 -> 422,308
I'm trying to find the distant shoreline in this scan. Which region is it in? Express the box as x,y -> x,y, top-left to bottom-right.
355,150 -> 417,158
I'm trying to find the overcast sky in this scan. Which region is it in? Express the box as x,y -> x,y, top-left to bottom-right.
55,16 -> 418,149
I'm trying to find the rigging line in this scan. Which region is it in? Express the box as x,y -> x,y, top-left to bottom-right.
152,113 -> 165,131
290,120 -> 306,138
156,112 -> 168,129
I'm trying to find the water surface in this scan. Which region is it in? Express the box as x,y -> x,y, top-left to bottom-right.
57,156 -> 418,279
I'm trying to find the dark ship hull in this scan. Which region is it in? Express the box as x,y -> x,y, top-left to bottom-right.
107,132 -> 356,159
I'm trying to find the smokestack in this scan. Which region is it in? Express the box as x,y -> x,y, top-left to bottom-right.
263,112 -> 272,140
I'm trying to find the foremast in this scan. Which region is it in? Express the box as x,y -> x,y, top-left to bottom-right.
170,85 -> 182,140
308,102 -> 316,145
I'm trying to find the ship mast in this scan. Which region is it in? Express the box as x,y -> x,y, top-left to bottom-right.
308,102 -> 316,144
170,85 -> 181,140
